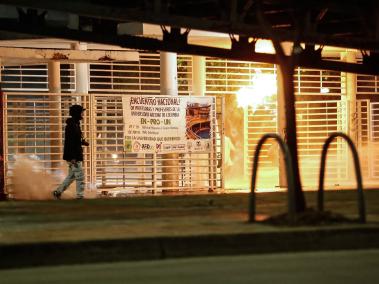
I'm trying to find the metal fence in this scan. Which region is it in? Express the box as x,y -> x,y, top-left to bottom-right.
245,100 -> 349,188
3,92 -> 224,195
3,52 -> 376,192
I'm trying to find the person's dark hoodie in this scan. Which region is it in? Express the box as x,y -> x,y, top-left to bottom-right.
63,117 -> 84,162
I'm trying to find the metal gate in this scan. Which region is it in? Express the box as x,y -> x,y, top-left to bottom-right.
3,92 -> 224,196
3,92 -> 91,196
90,93 -> 223,193
355,100 -> 379,182
297,100 -> 349,187
245,100 -> 349,188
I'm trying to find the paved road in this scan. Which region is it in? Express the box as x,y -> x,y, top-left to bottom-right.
1,249 -> 378,284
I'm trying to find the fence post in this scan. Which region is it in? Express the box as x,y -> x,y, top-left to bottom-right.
152,153 -> 157,193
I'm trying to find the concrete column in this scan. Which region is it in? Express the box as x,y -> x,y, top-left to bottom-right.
160,52 -> 178,96
341,51 -> 357,143
160,52 -> 179,189
276,67 -> 287,187
192,56 -> 208,189
73,42 -> 90,181
192,56 -> 206,96
48,61 -> 61,93
48,61 -> 62,170
73,42 -> 89,94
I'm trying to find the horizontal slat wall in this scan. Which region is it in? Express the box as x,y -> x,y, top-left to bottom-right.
206,56 -> 346,188
89,52 -> 192,95
205,59 -> 342,98
2,53 -> 370,192
206,59 -> 276,95
4,92 -> 91,195
88,53 -> 222,192
246,103 -> 277,169
356,69 -> 379,182
244,100 -> 348,188
1,53 -> 223,195
206,58 -> 277,188
296,100 -> 348,187
369,104 -> 379,142
356,100 -> 370,146
3,92 -> 223,195
1,64 -> 76,92
357,75 -> 379,94
294,68 -> 342,98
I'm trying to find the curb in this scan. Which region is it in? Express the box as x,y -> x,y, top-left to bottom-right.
1,226 -> 379,269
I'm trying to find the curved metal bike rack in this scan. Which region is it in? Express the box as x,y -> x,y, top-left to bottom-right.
248,133 -> 296,223
318,132 -> 366,223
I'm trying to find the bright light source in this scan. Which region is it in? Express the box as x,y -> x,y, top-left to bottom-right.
236,71 -> 277,109
111,154 -> 118,159
255,40 -> 275,53
321,87 -> 330,94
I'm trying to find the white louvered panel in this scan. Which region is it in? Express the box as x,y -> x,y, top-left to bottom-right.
294,68 -> 342,97
206,58 -> 276,95
89,53 -> 193,96
357,75 -> 379,94
1,64 -> 76,92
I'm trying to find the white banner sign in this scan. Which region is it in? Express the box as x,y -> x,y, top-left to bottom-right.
123,95 -> 215,153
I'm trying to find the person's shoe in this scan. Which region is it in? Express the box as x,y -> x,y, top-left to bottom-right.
76,196 -> 84,200
53,190 -> 61,200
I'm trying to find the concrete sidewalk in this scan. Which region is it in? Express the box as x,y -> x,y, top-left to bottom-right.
2,250 -> 379,284
1,191 -> 379,269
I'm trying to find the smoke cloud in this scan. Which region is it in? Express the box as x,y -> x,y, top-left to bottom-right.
8,155 -> 96,200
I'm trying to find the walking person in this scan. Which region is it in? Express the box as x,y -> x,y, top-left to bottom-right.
53,105 -> 89,199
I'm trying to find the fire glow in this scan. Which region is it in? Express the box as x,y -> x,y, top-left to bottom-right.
236,71 -> 277,110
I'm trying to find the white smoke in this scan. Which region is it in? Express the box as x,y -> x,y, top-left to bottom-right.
8,154 -> 96,200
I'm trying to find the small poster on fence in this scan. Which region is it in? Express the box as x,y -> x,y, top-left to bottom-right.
122,95 -> 215,153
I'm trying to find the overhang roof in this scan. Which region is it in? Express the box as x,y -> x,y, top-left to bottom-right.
0,0 -> 378,73
1,0 -> 377,50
